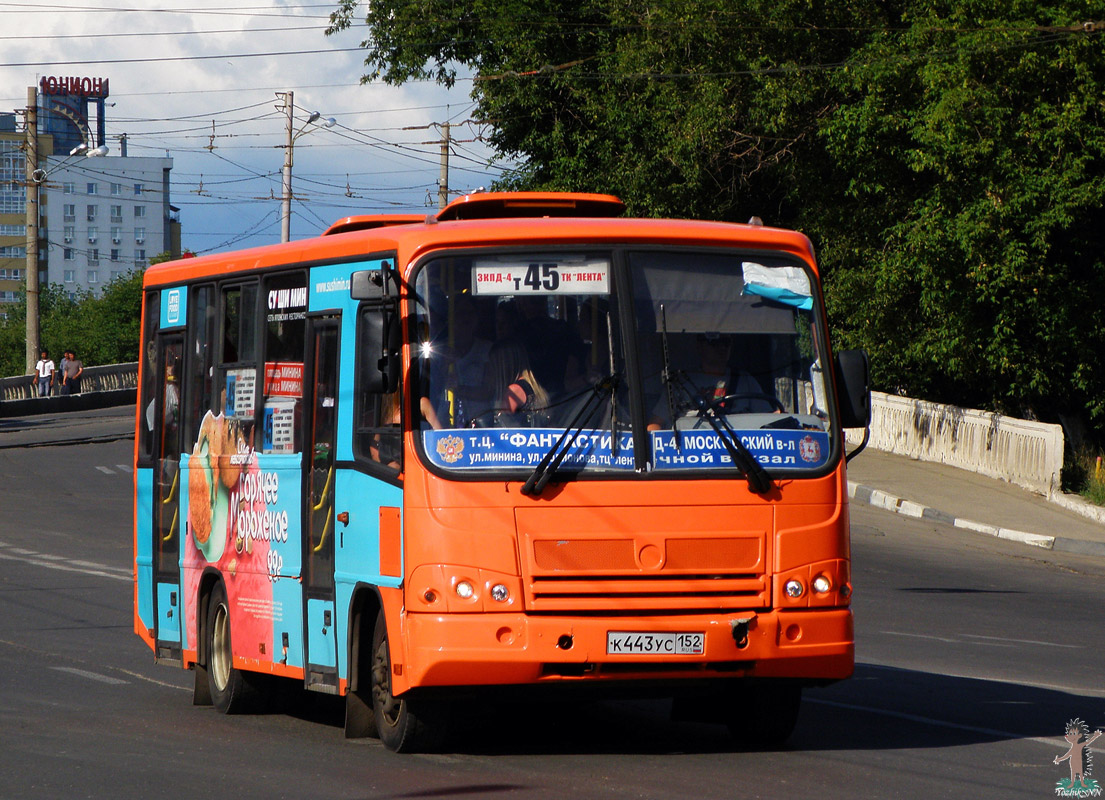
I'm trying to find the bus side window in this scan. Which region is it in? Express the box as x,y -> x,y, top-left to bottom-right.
184,284 -> 217,447
355,306 -> 401,474
139,290 -> 160,460
218,283 -> 259,445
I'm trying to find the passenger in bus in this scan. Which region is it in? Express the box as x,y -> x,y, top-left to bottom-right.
515,295 -> 585,398
370,391 -> 402,471
445,293 -> 493,406
422,293 -> 493,428
422,339 -> 550,428
647,332 -> 774,429
487,338 -> 550,426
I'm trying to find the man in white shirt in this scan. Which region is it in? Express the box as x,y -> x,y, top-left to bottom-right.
34,350 -> 55,397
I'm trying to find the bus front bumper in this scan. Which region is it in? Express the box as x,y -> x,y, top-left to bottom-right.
399,607 -> 853,690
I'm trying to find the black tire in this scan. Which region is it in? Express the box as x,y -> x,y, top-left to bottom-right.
206,582 -> 267,714
370,609 -> 446,752
725,681 -> 802,749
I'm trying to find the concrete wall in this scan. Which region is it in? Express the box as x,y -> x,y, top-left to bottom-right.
0,362 -> 137,417
848,391 -> 1064,497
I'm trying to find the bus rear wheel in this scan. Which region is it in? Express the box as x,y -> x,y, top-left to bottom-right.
370,609 -> 446,752
206,582 -> 266,714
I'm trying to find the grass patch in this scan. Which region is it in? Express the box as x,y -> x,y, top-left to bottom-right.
1065,448 -> 1105,506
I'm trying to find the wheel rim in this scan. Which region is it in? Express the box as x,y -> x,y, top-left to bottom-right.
371,637 -> 401,727
210,602 -> 231,691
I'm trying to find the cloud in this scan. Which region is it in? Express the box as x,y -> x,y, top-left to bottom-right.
1,1 -> 509,253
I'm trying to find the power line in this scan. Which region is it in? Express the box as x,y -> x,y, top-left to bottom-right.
1,46 -> 364,68
0,23 -> 340,40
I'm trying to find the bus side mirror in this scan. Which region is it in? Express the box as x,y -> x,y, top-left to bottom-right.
834,349 -> 871,429
351,263 -> 399,300
361,306 -> 401,393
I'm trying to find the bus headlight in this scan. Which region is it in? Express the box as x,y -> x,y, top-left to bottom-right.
784,579 -> 804,598
409,564 -> 522,612
811,574 -> 832,594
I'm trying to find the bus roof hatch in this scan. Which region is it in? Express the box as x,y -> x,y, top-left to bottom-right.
435,192 -> 625,222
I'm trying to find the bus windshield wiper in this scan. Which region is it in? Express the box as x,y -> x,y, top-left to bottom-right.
658,303 -> 771,495
521,374 -> 619,497
663,370 -> 773,494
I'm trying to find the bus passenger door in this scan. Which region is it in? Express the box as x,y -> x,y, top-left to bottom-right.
303,317 -> 340,692
153,335 -> 184,660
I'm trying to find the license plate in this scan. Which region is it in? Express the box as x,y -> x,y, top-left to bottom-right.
606,631 -> 705,655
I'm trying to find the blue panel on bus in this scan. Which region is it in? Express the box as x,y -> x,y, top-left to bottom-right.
157,582 -> 181,643
306,598 -> 337,669
272,579 -> 304,669
159,286 -> 187,328
136,467 -> 154,630
310,259 -> 391,463
333,469 -> 403,682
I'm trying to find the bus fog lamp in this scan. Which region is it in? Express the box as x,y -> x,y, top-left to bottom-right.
784,579 -> 804,598
455,580 -> 475,600
812,575 -> 832,594
490,583 -> 510,602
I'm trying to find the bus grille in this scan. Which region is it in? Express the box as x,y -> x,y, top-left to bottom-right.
517,506 -> 772,613
526,572 -> 768,613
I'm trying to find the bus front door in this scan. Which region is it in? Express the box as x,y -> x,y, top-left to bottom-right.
153,335 -> 184,660
303,318 -> 340,692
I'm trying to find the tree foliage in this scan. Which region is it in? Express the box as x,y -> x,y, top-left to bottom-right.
343,2 -> 1105,432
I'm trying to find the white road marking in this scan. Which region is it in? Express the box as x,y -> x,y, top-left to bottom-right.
96,466 -> 114,474
0,549 -> 130,582
960,633 -> 1082,649
115,464 -> 133,473
50,666 -> 129,685
113,668 -> 191,692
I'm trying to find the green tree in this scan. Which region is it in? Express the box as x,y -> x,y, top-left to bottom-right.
328,0 -> 876,220
810,7 -> 1105,424
330,1 -> 1105,435
0,269 -> 146,376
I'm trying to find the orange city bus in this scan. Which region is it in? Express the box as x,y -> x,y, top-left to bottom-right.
133,192 -> 870,752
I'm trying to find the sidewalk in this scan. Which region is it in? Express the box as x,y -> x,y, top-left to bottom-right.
846,448 -> 1105,558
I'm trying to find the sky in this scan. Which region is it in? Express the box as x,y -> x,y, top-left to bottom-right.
0,0 -> 514,255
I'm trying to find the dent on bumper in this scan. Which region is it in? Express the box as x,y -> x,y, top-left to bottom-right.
400,607 -> 853,688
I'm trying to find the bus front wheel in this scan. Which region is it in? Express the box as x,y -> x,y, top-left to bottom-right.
206,582 -> 266,714
370,609 -> 447,752
725,681 -> 802,748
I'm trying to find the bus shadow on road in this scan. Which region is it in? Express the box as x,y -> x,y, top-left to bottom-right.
791,661 -> 1090,752
236,662 -> 1092,756
431,662 -> 1092,756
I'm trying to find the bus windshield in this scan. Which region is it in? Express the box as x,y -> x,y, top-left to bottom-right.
414,248 -> 834,477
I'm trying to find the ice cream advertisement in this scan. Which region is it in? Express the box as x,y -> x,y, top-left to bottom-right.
182,410 -> 300,658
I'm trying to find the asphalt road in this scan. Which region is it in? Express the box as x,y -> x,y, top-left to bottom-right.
1,409 -> 1102,799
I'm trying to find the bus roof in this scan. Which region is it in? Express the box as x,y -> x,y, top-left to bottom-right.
144,192 -> 818,288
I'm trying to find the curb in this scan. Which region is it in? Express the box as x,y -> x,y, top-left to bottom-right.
847,482 -> 1105,558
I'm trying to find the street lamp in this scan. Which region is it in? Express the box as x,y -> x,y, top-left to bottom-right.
278,91 -> 335,243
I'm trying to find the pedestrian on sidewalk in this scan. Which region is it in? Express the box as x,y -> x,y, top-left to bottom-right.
33,349 -> 55,397
60,349 -> 84,395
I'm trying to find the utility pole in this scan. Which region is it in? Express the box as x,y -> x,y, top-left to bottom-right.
438,121 -> 450,210
279,90 -> 294,243
24,86 -> 39,373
